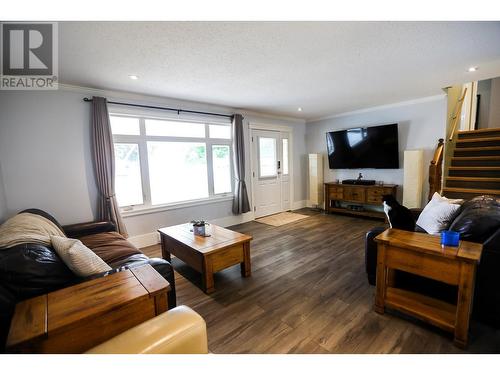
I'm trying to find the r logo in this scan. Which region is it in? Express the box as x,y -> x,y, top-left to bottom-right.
2,23 -> 53,76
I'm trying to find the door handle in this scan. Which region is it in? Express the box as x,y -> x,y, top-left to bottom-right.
277,160 -> 281,170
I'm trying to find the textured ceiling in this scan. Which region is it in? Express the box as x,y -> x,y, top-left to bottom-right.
59,21 -> 500,120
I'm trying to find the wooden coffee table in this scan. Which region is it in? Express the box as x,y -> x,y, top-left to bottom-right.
158,223 -> 252,293
374,228 -> 482,348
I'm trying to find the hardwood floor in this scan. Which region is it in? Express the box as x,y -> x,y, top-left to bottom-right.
142,209 -> 500,353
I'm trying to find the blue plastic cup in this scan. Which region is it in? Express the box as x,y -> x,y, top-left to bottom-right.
441,230 -> 460,247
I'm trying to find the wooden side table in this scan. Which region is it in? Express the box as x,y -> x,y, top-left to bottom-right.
6,264 -> 170,353
374,229 -> 482,348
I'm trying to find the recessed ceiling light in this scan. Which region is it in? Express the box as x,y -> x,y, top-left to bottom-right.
129,75 -> 139,80
468,67 -> 478,72
297,107 -> 303,112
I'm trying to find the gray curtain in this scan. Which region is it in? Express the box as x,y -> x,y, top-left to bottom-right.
91,96 -> 128,237
232,114 -> 251,214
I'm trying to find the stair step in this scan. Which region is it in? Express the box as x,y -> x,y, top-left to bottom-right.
458,127 -> 500,139
446,177 -> 500,190
454,146 -> 500,157
442,187 -> 500,199
448,166 -> 500,178
455,137 -> 500,148
451,156 -> 500,167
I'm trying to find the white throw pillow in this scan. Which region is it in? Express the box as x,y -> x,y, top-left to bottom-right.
50,235 -> 112,277
416,193 -> 463,235
429,191 -> 464,205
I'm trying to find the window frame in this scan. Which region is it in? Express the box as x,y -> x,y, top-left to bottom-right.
110,112 -> 234,215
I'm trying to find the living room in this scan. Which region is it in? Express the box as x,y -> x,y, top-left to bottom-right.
1,2 -> 500,373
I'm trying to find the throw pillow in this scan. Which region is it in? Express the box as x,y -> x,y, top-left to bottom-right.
416,193 -> 463,235
50,235 -> 112,277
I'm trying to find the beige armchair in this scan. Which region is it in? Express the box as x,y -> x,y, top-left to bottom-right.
86,306 -> 208,354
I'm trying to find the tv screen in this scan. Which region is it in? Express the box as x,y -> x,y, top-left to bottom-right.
326,123 -> 399,169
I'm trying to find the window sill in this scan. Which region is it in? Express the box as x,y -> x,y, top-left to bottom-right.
120,195 -> 234,218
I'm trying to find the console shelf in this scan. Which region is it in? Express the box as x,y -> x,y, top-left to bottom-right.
324,182 -> 397,220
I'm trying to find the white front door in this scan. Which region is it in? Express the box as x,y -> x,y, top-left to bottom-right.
251,130 -> 291,218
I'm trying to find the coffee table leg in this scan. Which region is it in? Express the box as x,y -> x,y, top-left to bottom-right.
240,242 -> 251,277
160,235 -> 172,262
202,257 -> 215,294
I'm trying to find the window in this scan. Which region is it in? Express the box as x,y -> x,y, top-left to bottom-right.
282,138 -> 289,175
209,124 -> 231,139
110,114 -> 233,211
145,119 -> 205,138
258,137 -> 277,178
212,145 -> 231,194
114,143 -> 143,206
148,141 -> 208,205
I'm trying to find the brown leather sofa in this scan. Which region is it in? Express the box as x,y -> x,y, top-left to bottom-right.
86,305 -> 208,354
0,208 -> 176,350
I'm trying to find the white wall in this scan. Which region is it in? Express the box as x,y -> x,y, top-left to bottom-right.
0,86 -> 306,241
305,96 -> 447,207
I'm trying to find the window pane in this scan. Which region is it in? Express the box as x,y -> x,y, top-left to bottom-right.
259,137 -> 277,177
209,124 -> 231,139
110,116 -> 140,135
114,143 -> 143,206
212,145 -> 232,194
282,138 -> 289,175
148,142 -> 208,204
145,119 -> 205,138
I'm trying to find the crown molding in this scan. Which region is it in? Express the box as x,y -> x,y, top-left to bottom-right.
57,83 -> 306,124
307,94 -> 447,123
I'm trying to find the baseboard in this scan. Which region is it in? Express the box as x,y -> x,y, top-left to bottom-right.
292,200 -> 307,210
128,232 -> 160,249
305,200 -> 324,209
209,211 -> 255,227
128,211 -> 255,249
129,203 -> 306,249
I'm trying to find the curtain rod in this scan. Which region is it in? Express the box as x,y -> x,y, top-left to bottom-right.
83,97 -> 234,119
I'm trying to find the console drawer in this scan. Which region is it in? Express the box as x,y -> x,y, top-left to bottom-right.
343,187 -> 365,203
330,192 -> 343,200
366,195 -> 383,204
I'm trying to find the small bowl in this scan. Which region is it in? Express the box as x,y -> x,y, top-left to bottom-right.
441,230 -> 460,247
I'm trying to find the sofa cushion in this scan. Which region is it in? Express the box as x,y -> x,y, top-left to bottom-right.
51,236 -> 112,277
0,243 -> 75,298
78,231 -> 142,267
449,195 -> 500,243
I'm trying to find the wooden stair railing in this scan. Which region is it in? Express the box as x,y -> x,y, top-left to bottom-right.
448,87 -> 467,142
428,138 -> 444,201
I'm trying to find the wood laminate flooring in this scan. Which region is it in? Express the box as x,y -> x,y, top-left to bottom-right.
142,209 -> 500,353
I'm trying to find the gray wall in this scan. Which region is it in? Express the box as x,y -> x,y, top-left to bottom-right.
0,90 -> 97,224
477,77 -> 500,129
489,77 -> 500,128
477,79 -> 492,129
0,87 -> 306,236
305,97 -> 447,207
0,161 -> 8,222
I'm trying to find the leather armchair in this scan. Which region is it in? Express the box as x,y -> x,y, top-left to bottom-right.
86,306 -> 208,354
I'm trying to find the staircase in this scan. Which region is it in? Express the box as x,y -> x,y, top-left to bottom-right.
442,128 -> 500,199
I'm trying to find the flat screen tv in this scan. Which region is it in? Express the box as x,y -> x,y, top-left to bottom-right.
326,123 -> 399,169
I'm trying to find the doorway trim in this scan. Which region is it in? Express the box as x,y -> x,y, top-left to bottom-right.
249,122 -> 294,218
